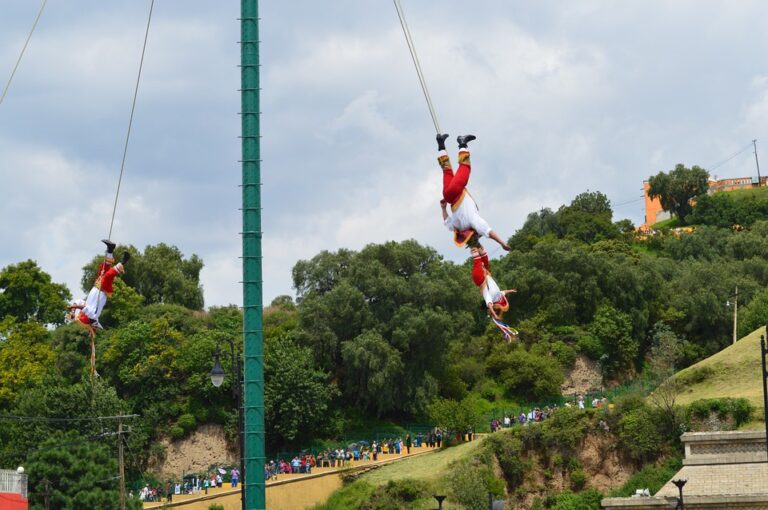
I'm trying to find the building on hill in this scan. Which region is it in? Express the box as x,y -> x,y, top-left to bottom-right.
602,430 -> 768,509
641,176 -> 768,230
0,469 -> 28,510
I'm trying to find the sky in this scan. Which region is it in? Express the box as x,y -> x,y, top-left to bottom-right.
1,1 -> 767,308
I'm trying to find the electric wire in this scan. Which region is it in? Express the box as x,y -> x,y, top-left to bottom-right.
393,0 -> 441,134
107,0 -> 155,240
707,142 -> 754,172
0,0 -> 48,107
0,414 -> 139,423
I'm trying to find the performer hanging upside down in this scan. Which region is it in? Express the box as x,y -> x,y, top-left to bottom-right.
471,244 -> 518,341
66,239 -> 130,334
437,134 -> 510,251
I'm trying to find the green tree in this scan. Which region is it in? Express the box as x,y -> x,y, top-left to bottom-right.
0,318 -> 55,406
647,164 -> 710,224
0,260 -> 71,324
265,336 -> 338,449
81,243 -> 204,310
590,304 -> 637,377
557,190 -> 618,244
26,430 -> 142,510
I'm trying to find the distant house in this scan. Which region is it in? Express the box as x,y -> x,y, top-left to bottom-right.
0,469 -> 28,510
641,175 -> 768,229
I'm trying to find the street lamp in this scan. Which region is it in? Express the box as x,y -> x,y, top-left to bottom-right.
210,339 -> 245,510
672,479 -> 687,510
726,286 -> 738,345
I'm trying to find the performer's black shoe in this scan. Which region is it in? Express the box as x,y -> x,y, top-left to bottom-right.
457,135 -> 476,149
121,251 -> 131,264
101,239 -> 116,254
436,133 -> 449,151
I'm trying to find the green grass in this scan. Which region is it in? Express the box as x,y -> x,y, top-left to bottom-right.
360,437 -> 487,485
722,186 -> 768,200
652,217 -> 682,229
673,326 -> 766,416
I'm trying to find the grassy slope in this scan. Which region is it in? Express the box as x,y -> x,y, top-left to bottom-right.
359,437 -> 486,485
674,326 -> 765,412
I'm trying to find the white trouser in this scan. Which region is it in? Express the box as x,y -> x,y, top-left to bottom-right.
82,287 -> 108,321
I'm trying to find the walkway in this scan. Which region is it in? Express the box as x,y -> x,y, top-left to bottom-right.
143,444 -> 438,510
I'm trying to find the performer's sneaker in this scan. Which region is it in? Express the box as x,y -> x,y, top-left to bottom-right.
436,133 -> 449,151
101,239 -> 116,253
457,134 -> 476,149
121,251 -> 131,264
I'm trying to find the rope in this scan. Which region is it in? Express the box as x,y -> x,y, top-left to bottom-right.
392,0 -> 441,134
107,0 -> 155,240
0,0 -> 48,107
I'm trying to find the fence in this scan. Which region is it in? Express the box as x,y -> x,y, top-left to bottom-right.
0,470 -> 27,498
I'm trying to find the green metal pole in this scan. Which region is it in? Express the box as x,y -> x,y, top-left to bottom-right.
240,0 -> 265,508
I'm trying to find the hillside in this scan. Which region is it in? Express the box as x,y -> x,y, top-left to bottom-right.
673,326 -> 766,410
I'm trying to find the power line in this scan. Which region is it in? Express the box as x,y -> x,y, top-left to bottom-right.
707,142 -> 754,172
0,414 -> 139,423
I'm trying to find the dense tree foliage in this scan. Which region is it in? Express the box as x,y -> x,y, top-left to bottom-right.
647,163 -> 710,224
81,243 -> 204,310
0,260 -> 70,324
3,186 -> 768,499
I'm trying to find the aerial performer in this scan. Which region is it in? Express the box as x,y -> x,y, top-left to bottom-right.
471,244 -> 518,341
66,239 -> 130,374
437,134 -> 511,251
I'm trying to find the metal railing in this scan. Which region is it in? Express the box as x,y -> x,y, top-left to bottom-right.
0,470 -> 27,498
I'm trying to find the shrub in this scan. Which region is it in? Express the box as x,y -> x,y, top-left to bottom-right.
577,334 -> 604,360
208,505 -> 224,510
384,478 -> 427,502
610,456 -> 683,497
570,468 -> 587,490
177,413 -> 197,433
686,398 -> 753,428
676,366 -> 715,386
548,489 -> 603,510
540,407 -> 591,453
618,406 -> 661,462
446,458 -> 503,510
169,425 -> 185,440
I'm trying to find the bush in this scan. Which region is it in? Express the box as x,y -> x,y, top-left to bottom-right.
548,489 -> 603,510
208,505 -> 224,510
577,334 -> 604,360
446,458 -> 503,510
676,366 -> 714,386
570,468 -> 587,490
177,413 -> 197,433
610,456 -> 683,497
539,407 -> 591,453
686,398 -> 753,428
169,425 -> 185,440
618,406 -> 661,462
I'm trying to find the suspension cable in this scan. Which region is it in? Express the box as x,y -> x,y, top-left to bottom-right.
0,0 -> 48,107
393,0 -> 441,134
107,0 -> 155,240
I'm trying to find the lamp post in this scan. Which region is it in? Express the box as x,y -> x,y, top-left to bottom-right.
672,479 -> 687,510
726,286 -> 738,345
211,339 -> 245,510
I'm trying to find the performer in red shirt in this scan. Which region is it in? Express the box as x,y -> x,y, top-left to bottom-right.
67,239 -> 130,333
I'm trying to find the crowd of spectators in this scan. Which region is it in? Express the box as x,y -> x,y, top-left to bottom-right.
488,395 -> 611,432
133,466 -> 239,503
263,430 -> 445,481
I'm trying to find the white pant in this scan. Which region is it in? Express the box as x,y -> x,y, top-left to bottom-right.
82,287 -> 107,321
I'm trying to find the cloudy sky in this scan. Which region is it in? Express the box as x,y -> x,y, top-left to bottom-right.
1,1 -> 767,307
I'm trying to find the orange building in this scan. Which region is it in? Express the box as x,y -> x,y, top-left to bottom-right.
0,470 -> 28,510
641,176 -> 767,229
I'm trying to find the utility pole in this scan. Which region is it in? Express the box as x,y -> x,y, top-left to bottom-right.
42,478 -> 50,510
733,286 -> 738,345
755,140 -> 762,185
118,418 -> 126,510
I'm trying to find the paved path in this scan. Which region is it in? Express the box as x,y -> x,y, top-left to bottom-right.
143,444 -> 439,509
